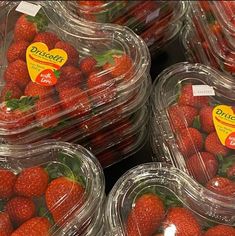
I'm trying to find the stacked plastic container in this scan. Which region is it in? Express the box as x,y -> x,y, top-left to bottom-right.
0,141 -> 105,235
151,62 -> 235,206
105,163 -> 235,235
0,1 -> 151,167
58,1 -> 188,55
182,1 -> 235,78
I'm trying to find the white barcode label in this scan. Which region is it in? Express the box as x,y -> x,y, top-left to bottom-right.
146,9 -> 160,24
192,85 -> 215,96
16,1 -> 41,17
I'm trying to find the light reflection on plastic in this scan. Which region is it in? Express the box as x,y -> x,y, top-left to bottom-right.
164,224 -> 177,235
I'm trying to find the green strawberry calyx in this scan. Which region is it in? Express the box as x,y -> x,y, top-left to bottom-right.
26,10 -> 49,32
53,69 -> 60,79
93,49 -> 124,67
5,94 -> 39,112
217,154 -> 235,179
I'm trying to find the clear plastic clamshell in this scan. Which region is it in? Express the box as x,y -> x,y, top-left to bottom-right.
0,140 -> 105,235
151,62 -> 235,201
105,163 -> 235,235
0,1 -> 150,144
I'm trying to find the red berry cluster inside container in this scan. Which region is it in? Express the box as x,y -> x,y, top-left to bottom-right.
0,141 -> 105,236
151,62 -> 235,199
105,163 -> 235,236
0,2 -> 150,145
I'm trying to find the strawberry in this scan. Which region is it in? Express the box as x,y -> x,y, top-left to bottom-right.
199,106 -> 215,133
11,217 -> 51,236
87,70 -> 116,105
6,41 -> 29,63
78,1 -> 103,7
55,41 -> 79,66
55,65 -> 83,92
0,169 -> 16,199
4,60 -> 30,90
14,166 -> 48,198
186,152 -> 218,184
102,52 -> 133,81
163,207 -> 202,236
168,104 -> 198,132
0,212 -> 13,236
177,128 -> 203,157
14,13 -> 48,42
126,193 -> 165,236
0,96 -> 37,130
33,31 -> 59,50
178,84 -> 209,108
59,87 -> 91,118
206,176 -> 235,196
79,115 -> 102,134
24,81 -> 54,99
205,132 -> 229,157
35,97 -> 61,128
45,177 -> 85,226
79,56 -> 97,76
0,83 -> 22,102
227,164 -> 235,178
204,224 -> 235,236
5,196 -> 36,226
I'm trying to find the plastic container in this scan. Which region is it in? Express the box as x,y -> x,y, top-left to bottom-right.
82,105 -> 149,167
0,1 -> 150,144
151,62 -> 235,199
59,1 -> 188,54
105,163 -> 235,235
0,140 -> 105,235
189,1 -> 235,77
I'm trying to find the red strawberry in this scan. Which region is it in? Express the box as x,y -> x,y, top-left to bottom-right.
35,97 -> 61,128
163,207 -> 202,236
0,83 -> 22,102
168,104 -> 198,132
178,84 -> 209,108
186,152 -> 218,184
204,224 -> 235,236
5,196 -> 36,226
0,169 -> 16,199
14,166 -> 48,197
126,193 -> 165,236
79,56 -> 97,76
199,106 -> 215,133
102,52 -> 134,81
0,96 -> 37,130
45,177 -> 85,226
7,41 -> 29,63
59,87 -> 91,118
205,132 -> 229,157
131,1 -> 159,19
87,70 -> 116,105
177,128 -> 203,157
206,176 -> 235,196
24,81 -> 54,99
55,66 -> 83,92
4,60 -> 30,90
55,41 -> 79,66
14,14 -> 47,42
227,164 -> 235,178
11,217 -> 51,236
0,212 -> 13,236
79,115 -> 102,134
33,31 -> 59,50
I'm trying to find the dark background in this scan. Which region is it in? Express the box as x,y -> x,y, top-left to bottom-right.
104,36 -> 186,193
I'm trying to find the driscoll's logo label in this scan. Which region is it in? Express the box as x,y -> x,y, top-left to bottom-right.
26,42 -> 68,86
213,105 -> 235,149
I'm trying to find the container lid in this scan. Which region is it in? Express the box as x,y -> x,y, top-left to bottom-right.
0,140 -> 105,235
152,62 -> 235,200
105,163 -> 235,235
0,1 -> 150,139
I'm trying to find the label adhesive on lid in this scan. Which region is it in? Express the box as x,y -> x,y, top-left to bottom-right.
16,1 -> 41,17
192,85 -> 215,96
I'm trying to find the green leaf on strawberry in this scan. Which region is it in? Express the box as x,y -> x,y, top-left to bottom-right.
5,96 -> 39,111
26,11 -> 49,32
53,69 -> 60,79
218,154 -> 235,178
193,115 -> 201,130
